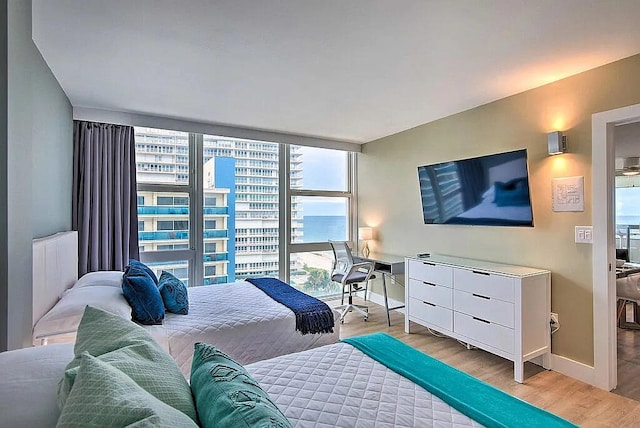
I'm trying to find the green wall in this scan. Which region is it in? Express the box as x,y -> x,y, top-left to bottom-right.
1,0 -> 72,350
359,54 -> 640,365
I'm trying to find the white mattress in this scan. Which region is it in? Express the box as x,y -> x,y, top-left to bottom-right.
247,342 -> 483,428
148,281 -> 340,376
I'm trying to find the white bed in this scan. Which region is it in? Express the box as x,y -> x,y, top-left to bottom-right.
148,280 -> 340,375
0,342 -> 482,428
0,336 -> 575,428
31,232 -> 339,375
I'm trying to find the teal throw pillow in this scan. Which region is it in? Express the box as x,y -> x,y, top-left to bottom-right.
158,271 -> 189,315
128,259 -> 159,284
56,353 -> 197,428
122,264 -> 165,325
57,306 -> 197,423
190,342 -> 292,428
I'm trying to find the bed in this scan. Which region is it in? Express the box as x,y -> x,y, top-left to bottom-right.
31,231 -> 339,375
0,319 -> 577,428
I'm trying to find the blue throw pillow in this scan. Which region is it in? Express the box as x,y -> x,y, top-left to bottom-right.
128,259 -> 159,284
493,177 -> 530,207
122,265 -> 165,325
158,271 -> 189,315
190,342 -> 292,428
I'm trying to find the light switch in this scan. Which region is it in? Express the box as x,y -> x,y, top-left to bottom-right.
575,226 -> 593,244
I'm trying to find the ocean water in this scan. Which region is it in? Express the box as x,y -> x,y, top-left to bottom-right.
302,215 -> 347,242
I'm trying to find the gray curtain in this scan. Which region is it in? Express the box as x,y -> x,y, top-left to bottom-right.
72,121 -> 139,276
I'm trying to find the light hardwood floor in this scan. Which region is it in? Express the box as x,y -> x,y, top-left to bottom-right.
615,328 -> 640,402
330,298 -> 640,428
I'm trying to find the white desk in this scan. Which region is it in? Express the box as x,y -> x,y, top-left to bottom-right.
353,252 -> 405,326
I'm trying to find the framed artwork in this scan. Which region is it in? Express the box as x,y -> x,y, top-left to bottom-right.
552,176 -> 584,212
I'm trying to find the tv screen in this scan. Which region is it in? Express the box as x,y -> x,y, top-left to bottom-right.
417,149 -> 533,227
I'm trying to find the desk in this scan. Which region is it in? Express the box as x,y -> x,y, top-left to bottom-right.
353,252 -> 405,326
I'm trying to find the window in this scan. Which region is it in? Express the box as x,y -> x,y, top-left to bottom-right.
616,182 -> 640,262
135,127 -> 355,291
289,145 -> 354,298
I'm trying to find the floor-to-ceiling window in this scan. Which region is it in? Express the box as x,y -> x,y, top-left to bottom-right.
288,145 -> 354,298
134,127 -> 356,299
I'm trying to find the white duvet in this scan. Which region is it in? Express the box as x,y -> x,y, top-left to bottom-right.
247,342 -> 483,428
148,281 -> 340,376
0,341 -> 482,428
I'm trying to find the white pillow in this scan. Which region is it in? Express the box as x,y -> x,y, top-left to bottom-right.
0,344 -> 74,427
482,185 -> 495,200
33,286 -> 131,341
72,271 -> 123,289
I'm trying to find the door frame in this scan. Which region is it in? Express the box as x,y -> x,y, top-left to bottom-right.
592,103 -> 640,390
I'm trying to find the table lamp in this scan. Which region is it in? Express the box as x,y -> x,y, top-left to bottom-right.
358,226 -> 373,257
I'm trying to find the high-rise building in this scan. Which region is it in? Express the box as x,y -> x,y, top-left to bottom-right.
134,127 -> 303,285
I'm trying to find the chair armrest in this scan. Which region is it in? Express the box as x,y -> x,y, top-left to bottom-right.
341,261 -> 375,284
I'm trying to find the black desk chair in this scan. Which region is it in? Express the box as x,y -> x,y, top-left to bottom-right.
329,241 -> 375,323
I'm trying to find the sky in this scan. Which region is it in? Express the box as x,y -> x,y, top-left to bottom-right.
298,146 -> 348,217
616,187 -> 640,222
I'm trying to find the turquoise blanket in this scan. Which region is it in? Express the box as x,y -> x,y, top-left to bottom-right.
342,333 -> 578,428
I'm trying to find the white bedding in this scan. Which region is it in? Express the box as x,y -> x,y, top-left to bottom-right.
247,342 -> 483,428
456,196 -> 532,222
148,281 -> 340,376
0,341 -> 481,428
0,343 -> 74,427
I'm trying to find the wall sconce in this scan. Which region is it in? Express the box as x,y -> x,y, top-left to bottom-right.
358,226 -> 373,257
547,131 -> 567,155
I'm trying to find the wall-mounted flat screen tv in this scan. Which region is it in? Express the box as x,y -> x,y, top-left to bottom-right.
417,149 -> 533,227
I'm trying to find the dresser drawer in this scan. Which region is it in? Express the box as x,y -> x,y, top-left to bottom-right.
454,312 -> 514,355
408,260 -> 453,287
453,268 -> 514,302
453,289 -> 514,328
409,278 -> 452,308
409,297 -> 453,332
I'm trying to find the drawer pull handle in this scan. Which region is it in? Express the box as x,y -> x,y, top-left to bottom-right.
472,270 -> 490,276
473,316 -> 490,324
423,281 -> 436,287
422,301 -> 436,307
422,262 -> 436,266
472,293 -> 490,300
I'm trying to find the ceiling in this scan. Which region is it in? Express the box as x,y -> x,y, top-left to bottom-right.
32,0 -> 640,144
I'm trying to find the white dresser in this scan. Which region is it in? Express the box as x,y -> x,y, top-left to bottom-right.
405,254 -> 551,383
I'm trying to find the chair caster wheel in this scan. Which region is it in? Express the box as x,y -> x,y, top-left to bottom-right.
363,317 -> 368,322
340,319 -> 345,324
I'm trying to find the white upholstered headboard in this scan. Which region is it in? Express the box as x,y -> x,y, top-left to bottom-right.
32,231 -> 78,327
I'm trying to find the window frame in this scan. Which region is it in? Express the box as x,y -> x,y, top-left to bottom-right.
282,145 -> 357,285
137,130 -> 357,288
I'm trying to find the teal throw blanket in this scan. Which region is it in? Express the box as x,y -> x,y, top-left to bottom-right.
342,333 -> 578,428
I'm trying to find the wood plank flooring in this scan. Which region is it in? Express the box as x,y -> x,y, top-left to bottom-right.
330,298 -> 640,427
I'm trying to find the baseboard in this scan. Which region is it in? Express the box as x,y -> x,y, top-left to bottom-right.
548,353 -> 594,385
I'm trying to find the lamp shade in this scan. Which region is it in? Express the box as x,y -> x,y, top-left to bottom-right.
358,226 -> 373,241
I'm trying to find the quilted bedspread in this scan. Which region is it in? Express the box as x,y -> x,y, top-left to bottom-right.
246,342 -> 484,428
147,281 -> 340,377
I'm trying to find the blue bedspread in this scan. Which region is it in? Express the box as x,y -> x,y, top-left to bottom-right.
246,277 -> 334,335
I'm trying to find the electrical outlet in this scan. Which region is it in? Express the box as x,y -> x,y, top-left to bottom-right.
550,312 -> 559,325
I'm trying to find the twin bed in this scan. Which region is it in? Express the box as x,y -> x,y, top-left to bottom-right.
31,231 -> 339,374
